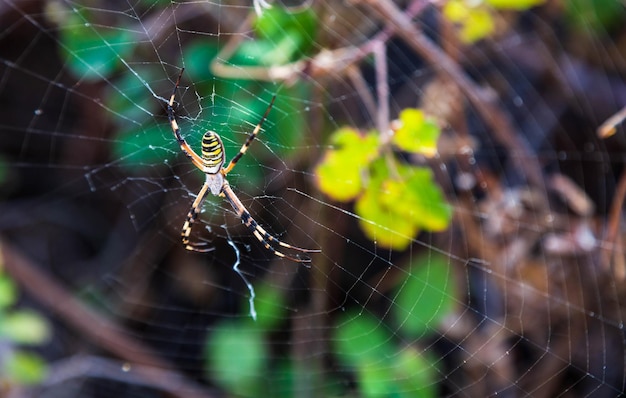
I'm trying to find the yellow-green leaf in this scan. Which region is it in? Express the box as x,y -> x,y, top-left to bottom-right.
443,1 -> 495,43
442,0 -> 469,22
486,0 -> 545,10
0,273 -> 17,309
314,128 -> 379,202
392,109 -> 440,157
356,186 -> 418,251
354,160 -> 451,250
0,310 -> 51,345
316,152 -> 364,201
354,160 -> 417,250
383,166 -> 452,232
377,163 -> 452,232
4,351 -> 47,385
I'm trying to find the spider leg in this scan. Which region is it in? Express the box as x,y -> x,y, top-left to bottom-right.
221,183 -> 319,264
181,181 -> 214,252
223,95 -> 276,175
167,68 -> 206,172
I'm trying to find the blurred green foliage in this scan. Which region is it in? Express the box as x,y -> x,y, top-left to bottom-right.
254,6 -> 318,64
205,253 -> 453,397
565,0 -> 626,33
60,9 -> 134,81
0,268 -> 50,385
55,2 -> 315,194
334,313 -> 439,398
205,281 -> 342,397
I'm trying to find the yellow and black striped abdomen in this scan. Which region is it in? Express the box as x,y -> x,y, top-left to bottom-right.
201,131 -> 225,173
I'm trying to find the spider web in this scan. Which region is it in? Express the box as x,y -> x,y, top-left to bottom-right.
1,0 -> 626,397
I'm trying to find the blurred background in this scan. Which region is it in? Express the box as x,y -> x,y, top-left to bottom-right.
1,0 -> 626,397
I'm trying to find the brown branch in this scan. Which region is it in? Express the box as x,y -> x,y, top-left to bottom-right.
602,169 -> 626,279
361,0 -> 545,189
42,355 -> 219,398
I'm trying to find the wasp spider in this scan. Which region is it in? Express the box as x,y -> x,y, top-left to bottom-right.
167,69 -> 318,263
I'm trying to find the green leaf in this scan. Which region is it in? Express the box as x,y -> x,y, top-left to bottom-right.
60,11 -> 135,80
315,128 -> 379,202
183,40 -> 220,81
393,255 -> 455,336
316,152 -> 365,202
254,6 -> 317,62
355,160 -> 451,250
356,181 -> 418,251
394,348 -> 439,398
382,166 -> 452,232
4,351 -> 47,385
0,273 -> 17,309
267,86 -> 310,151
267,359 -> 295,398
112,123 -> 176,170
358,360 -> 399,398
252,283 -> 287,330
0,310 -> 51,345
333,312 -> 440,397
105,68 -> 158,128
392,109 -> 440,157
333,312 -> 394,368
565,0 -> 626,33
205,320 -> 267,396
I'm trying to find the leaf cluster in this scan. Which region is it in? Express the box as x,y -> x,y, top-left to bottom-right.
315,109 -> 451,250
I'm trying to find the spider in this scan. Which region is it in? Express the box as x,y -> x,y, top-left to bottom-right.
167,68 -> 319,263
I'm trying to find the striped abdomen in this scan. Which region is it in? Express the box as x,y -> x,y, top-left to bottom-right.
201,131 -> 225,173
